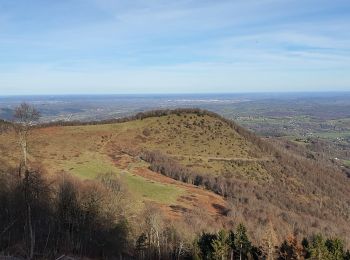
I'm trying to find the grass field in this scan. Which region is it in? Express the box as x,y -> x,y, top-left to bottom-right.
0,113 -> 235,219
314,131 -> 350,139
343,160 -> 350,167
45,148 -> 185,205
0,113 -> 271,182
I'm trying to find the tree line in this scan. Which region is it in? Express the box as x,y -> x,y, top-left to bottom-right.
141,150 -> 236,198
195,227 -> 350,260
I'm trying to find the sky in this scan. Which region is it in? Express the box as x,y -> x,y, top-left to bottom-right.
0,0 -> 350,95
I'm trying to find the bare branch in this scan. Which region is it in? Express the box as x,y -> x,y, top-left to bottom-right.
13,102 -> 40,127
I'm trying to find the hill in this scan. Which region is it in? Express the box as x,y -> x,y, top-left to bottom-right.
0,108 -> 349,246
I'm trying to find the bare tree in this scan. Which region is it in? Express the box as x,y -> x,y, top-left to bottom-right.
143,203 -> 164,260
12,103 -> 40,259
13,102 -> 40,171
261,221 -> 278,260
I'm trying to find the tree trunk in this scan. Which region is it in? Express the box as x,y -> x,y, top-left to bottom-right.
177,242 -> 183,260
147,231 -> 151,260
19,131 -> 28,170
155,230 -> 161,260
24,170 -> 34,259
29,209 -> 34,260
26,203 -> 35,259
23,139 -> 27,169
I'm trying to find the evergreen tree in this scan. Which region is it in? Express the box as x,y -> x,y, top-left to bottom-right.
192,238 -> 202,260
326,238 -> 345,260
228,230 -> 235,260
308,234 -> 330,260
234,224 -> 252,260
212,229 -> 230,260
136,233 -> 148,259
345,250 -> 350,260
251,246 -> 263,260
198,232 -> 217,260
302,238 -> 311,259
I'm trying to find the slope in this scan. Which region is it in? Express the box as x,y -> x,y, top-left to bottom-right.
0,109 -> 349,245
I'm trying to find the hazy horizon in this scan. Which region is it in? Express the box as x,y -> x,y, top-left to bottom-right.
1,90 -> 350,98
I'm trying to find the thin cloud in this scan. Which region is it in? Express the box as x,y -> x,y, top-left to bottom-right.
0,0 -> 349,94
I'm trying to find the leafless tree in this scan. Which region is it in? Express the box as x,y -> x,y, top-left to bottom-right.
13,102 -> 40,171
143,203 -> 164,260
12,103 -> 40,259
261,221 -> 278,260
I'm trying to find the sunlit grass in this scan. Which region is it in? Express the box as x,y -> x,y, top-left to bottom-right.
58,151 -> 184,204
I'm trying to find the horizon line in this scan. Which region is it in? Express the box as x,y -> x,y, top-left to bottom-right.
1,90 -> 350,97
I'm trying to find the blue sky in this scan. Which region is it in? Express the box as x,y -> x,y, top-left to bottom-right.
0,0 -> 350,95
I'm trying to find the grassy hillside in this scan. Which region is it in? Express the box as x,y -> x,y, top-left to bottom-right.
0,109 -> 349,245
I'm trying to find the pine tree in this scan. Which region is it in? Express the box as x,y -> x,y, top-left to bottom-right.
212,229 -> 230,260
345,250 -> 350,260
198,232 -> 217,260
308,234 -> 330,260
234,224 -> 251,260
228,230 -> 235,260
136,233 -> 148,259
325,238 -> 345,260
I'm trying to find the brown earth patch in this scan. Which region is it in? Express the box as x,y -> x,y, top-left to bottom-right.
132,166 -> 229,218
35,126 -> 63,135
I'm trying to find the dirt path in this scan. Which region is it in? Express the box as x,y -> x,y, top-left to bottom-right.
207,156 -> 273,162
171,154 -> 273,162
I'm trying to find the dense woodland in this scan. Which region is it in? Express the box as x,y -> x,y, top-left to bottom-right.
0,106 -> 349,259
0,168 -> 349,259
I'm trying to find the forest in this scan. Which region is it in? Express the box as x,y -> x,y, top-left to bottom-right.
0,168 -> 349,259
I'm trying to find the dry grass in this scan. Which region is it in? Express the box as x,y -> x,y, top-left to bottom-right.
0,114 -> 232,222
